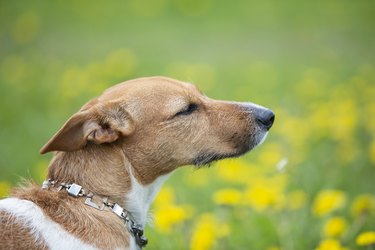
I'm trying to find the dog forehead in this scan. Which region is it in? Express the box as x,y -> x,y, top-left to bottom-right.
98,76 -> 196,102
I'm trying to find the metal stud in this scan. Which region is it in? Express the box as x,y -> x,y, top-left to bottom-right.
112,203 -> 124,217
67,183 -> 82,197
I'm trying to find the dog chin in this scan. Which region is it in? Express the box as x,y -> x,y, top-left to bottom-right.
193,152 -> 237,166
256,131 -> 268,146
193,131 -> 269,167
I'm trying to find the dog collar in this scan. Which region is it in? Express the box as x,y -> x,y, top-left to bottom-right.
41,179 -> 148,248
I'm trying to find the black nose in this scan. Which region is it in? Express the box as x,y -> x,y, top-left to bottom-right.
256,109 -> 275,130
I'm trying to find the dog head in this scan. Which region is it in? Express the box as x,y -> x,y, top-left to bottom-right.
41,76 -> 274,184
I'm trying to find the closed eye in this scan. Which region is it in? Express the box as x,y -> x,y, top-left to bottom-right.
175,103 -> 198,117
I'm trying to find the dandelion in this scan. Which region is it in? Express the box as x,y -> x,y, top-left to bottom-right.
154,204 -> 192,233
213,188 -> 242,206
323,217 -> 347,238
153,186 -> 192,233
243,176 -> 286,211
316,239 -> 346,250
312,190 -> 346,217
190,213 -> 229,250
154,186 -> 175,207
356,231 -> 375,246
215,159 -> 263,185
350,194 -> 375,217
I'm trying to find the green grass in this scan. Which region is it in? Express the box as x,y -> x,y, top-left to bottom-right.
1,1 -> 375,249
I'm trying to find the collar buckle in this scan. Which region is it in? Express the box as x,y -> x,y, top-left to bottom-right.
132,224 -> 148,247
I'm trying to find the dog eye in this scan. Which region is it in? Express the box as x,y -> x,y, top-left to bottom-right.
175,103 -> 198,116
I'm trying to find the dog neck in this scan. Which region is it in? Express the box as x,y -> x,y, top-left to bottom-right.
126,170 -> 171,225
47,144 -> 171,227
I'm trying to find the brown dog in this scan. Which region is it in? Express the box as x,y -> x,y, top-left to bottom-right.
0,76 -> 274,250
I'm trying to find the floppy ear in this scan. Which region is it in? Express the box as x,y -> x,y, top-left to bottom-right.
40,103 -> 134,154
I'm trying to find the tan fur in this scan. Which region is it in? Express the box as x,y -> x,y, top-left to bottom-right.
12,183 -> 129,249
0,76 -> 274,249
0,210 -> 48,250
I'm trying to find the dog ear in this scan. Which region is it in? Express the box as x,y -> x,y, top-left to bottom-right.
40,103 -> 134,154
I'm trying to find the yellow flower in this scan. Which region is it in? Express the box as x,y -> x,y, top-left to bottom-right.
287,190 -> 307,210
356,231 -> 375,246
243,176 -> 286,211
154,186 -> 175,208
213,188 -> 242,206
316,239 -> 346,250
350,194 -> 375,217
312,190 -> 346,217
153,186 -> 193,233
190,213 -> 229,250
216,159 -> 262,185
323,217 -> 347,238
154,204 -> 192,233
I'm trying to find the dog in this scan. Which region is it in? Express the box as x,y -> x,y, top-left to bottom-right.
0,76 -> 274,250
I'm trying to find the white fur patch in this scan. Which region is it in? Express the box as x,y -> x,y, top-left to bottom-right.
128,235 -> 138,250
257,131 -> 269,146
0,198 -> 98,250
125,172 -> 171,226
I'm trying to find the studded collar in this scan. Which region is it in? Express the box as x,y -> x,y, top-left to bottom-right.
41,179 -> 148,248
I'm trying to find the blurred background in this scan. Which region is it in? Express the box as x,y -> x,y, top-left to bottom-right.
1,1 -> 375,249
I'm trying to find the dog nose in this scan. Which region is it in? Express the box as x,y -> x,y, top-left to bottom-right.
255,109 -> 275,130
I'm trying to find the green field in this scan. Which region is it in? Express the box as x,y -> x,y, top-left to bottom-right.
1,1 -> 375,249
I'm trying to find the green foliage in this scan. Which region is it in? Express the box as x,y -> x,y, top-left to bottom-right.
1,1 -> 374,249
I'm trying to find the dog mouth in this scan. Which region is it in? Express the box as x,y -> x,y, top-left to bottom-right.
193,152 -> 240,166
193,130 -> 268,166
